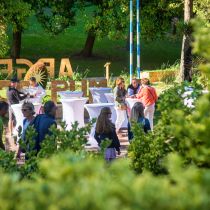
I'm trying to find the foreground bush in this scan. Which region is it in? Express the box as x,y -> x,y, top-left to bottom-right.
128,18 -> 210,174
0,152 -> 210,210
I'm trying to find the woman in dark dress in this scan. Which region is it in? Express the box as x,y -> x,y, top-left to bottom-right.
94,107 -> 121,162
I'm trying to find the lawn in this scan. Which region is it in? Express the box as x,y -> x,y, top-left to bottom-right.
6,9 -> 182,78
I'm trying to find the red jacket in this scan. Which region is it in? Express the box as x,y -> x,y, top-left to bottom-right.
136,86 -> 158,106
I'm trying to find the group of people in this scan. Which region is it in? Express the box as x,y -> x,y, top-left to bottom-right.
7,77 -> 46,134
114,76 -> 157,131
95,77 -> 157,162
0,76 -> 157,163
0,99 -> 57,154
0,76 -> 49,153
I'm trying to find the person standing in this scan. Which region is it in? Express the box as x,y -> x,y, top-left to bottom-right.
30,101 -> 57,153
94,107 -> 121,162
113,77 -> 128,133
136,78 -> 158,130
127,78 -> 141,96
17,102 -> 36,157
128,102 -> 151,141
21,102 -> 36,140
7,78 -> 29,135
0,101 -> 9,150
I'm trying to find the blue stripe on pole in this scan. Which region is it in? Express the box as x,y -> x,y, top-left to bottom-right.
129,0 -> 133,83
136,0 -> 141,79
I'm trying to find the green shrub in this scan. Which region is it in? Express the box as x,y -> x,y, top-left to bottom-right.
1,152 -> 210,210
0,121 -> 93,179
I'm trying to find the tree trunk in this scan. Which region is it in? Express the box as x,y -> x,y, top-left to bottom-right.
180,0 -> 193,82
80,30 -> 96,57
11,30 -> 22,59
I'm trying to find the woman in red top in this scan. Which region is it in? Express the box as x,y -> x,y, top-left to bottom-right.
136,78 -> 157,130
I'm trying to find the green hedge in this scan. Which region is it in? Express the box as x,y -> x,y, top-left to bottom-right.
0,152 -> 210,210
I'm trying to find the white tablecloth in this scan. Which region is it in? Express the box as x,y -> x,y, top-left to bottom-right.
60,97 -> 88,130
84,103 -> 117,147
23,87 -> 46,104
11,103 -> 42,136
58,91 -> 83,99
89,87 -> 112,103
104,93 -> 114,103
126,98 -> 140,110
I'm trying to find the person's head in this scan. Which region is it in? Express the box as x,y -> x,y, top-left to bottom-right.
21,102 -> 35,119
10,78 -> 19,88
0,101 -> 9,117
29,77 -> 37,87
130,102 -> 145,123
141,78 -> 150,86
131,78 -> 139,88
44,101 -> 57,117
116,77 -> 125,89
95,107 -> 114,134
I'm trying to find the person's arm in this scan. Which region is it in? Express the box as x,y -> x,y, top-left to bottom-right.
144,118 -> 151,133
16,90 -> 28,101
136,88 -> 144,99
113,87 -> 121,105
94,132 -> 101,146
0,123 -> 5,150
0,137 -> 5,150
153,88 -> 158,102
112,130 -> 121,154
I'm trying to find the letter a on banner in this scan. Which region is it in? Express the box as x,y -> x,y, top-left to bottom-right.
59,58 -> 73,77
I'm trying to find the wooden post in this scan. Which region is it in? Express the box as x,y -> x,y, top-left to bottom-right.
81,79 -> 87,97
88,80 -> 96,103
104,62 -> 111,82
69,80 -> 75,91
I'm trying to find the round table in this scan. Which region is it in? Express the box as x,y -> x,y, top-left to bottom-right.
104,93 -> 114,103
23,87 -> 46,104
126,98 -> 141,110
58,91 -> 83,99
84,103 -> 116,147
89,87 -> 112,103
60,97 -> 88,130
11,103 -> 42,136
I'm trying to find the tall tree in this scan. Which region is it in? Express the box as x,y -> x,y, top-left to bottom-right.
0,0 -> 31,59
79,0 -> 129,57
80,0 -> 183,57
0,14 -> 8,58
180,0 -> 193,81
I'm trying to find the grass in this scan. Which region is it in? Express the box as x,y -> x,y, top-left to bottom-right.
5,8 -> 182,78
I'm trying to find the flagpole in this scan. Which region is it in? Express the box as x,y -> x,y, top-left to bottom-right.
129,0 -> 133,83
136,0 -> 141,78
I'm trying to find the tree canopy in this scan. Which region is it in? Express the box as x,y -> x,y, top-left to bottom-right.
30,0 -> 76,35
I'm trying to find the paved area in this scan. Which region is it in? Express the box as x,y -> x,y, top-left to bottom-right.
5,128 -> 129,161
